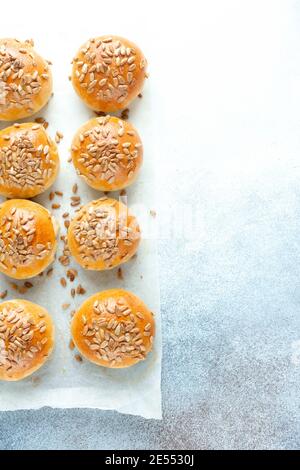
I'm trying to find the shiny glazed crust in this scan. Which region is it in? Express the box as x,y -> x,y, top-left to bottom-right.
0,38 -> 53,121
71,35 -> 147,112
0,199 -> 58,279
71,115 -> 143,191
71,289 -> 155,368
0,122 -> 59,198
67,197 -> 140,271
0,299 -> 54,381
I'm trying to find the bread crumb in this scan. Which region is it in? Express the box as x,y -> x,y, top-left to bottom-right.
75,354 -> 83,362
150,210 -> 157,217
69,339 -> 75,351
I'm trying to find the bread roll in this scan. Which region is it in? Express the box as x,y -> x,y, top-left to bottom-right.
71,115 -> 142,191
0,199 -> 58,279
67,197 -> 140,270
0,38 -> 52,121
71,289 -> 155,368
0,122 -> 59,198
71,35 -> 147,112
0,299 -> 54,381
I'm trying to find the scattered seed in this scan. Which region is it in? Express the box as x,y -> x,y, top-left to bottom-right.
46,267 -> 53,277
121,108 -> 130,120
117,267 -> 123,280
35,117 -> 45,124
24,281 -> 33,288
76,284 -> 86,295
67,269 -> 77,282
18,286 -> 27,294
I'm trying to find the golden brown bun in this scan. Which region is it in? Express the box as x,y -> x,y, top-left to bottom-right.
67,197 -> 140,271
71,289 -> 154,368
0,299 -> 54,381
0,122 -> 59,198
0,199 -> 58,279
0,38 -> 53,121
71,35 -> 147,113
71,115 -> 143,191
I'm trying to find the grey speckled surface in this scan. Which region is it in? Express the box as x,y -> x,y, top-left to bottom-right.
2,0 -> 300,450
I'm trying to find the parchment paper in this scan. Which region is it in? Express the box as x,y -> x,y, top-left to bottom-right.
0,26 -> 162,419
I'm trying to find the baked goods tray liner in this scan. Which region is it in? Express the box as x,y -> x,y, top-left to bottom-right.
0,36 -> 162,419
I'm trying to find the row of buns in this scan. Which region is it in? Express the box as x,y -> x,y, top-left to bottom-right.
0,116 -> 143,198
0,36 -> 154,381
0,36 -> 147,120
0,290 -> 155,380
0,197 -> 140,279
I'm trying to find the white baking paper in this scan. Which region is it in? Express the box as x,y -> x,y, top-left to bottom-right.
0,21 -> 162,419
